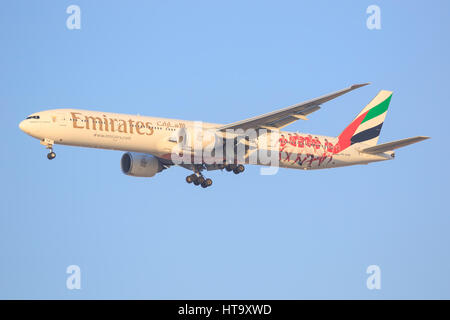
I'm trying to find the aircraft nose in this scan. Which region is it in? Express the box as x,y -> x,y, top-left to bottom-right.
19,120 -> 28,133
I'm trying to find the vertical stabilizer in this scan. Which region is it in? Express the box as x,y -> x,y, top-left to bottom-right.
336,90 -> 392,152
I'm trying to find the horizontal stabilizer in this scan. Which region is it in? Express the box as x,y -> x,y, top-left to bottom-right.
361,136 -> 430,154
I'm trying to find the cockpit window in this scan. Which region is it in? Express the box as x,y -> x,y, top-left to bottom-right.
26,115 -> 40,119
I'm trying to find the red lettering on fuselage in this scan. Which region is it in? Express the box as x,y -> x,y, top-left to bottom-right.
277,134 -> 338,167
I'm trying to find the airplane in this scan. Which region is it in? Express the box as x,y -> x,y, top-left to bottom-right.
19,83 -> 429,188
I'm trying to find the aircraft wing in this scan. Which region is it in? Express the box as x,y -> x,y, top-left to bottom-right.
361,136 -> 430,154
217,83 -> 370,131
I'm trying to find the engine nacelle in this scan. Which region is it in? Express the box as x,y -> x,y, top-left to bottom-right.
121,152 -> 163,177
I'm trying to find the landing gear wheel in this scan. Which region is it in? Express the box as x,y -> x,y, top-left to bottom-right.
197,176 -> 205,185
201,181 -> 208,188
186,174 -> 197,184
47,152 -> 56,160
225,165 -> 233,172
193,179 -> 200,186
205,178 -> 212,187
233,165 -> 244,174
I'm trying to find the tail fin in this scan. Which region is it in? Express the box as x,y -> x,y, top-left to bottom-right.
336,90 -> 393,152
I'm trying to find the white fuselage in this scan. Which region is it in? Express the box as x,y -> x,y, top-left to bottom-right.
19,108 -> 392,170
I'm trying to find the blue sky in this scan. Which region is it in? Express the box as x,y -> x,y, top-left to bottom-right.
1,0 -> 449,299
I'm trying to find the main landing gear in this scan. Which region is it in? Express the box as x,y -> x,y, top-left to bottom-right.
185,166 -> 213,188
40,138 -> 56,160
186,173 -> 213,188
185,164 -> 245,188
225,164 -> 245,174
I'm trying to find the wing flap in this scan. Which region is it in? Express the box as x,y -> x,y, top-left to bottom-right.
361,136 -> 430,154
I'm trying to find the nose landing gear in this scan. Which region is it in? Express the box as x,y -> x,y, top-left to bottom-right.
40,138 -> 56,160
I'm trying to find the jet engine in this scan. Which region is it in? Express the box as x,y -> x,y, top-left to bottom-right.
121,152 -> 163,177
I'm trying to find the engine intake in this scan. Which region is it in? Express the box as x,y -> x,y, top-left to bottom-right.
121,152 -> 163,177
